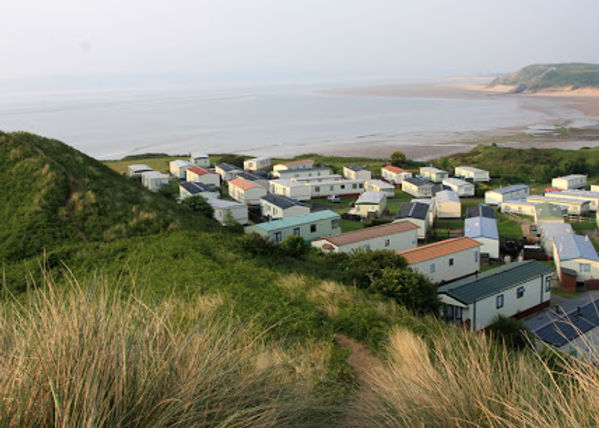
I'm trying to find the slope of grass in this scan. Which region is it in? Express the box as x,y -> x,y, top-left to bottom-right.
0,131 -> 214,260
491,63 -> 599,90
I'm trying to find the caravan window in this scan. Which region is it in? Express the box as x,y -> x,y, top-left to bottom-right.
545,277 -> 551,292
496,294 -> 504,308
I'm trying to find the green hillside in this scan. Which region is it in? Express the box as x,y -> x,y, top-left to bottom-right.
0,132 -> 213,260
490,63 -> 599,91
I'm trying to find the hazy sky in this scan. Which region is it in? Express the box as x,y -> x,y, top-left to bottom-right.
2,0 -> 599,84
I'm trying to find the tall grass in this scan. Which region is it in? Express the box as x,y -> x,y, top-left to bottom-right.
0,270 -> 331,427
349,325 -> 599,427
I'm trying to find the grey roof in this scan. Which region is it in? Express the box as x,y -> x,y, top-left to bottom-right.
180,182 -> 216,194
142,171 -> 169,179
411,198 -> 435,209
538,221 -> 573,240
345,164 -> 366,172
466,205 -> 496,219
532,297 -> 599,347
554,174 -> 586,180
217,163 -> 242,172
465,216 -> 499,240
546,190 -> 599,199
355,191 -> 386,204
191,152 -> 208,159
269,179 -> 310,188
396,202 -> 429,220
535,203 -> 564,220
553,234 -> 599,261
489,184 -> 529,195
403,177 -> 430,187
261,193 -> 304,209
435,190 -> 460,203
366,179 -> 394,189
208,198 -> 244,209
438,261 -> 553,304
236,171 -> 261,181
421,166 -> 447,174
128,164 -> 152,173
443,177 -> 472,186
171,159 -> 193,167
277,167 -> 332,174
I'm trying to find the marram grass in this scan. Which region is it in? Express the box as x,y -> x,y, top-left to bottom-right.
0,270 -> 331,427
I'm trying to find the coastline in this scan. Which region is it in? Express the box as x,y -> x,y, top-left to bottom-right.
263,81 -> 599,161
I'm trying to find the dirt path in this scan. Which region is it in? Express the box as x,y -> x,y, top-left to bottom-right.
33,146 -> 89,244
334,333 -> 383,383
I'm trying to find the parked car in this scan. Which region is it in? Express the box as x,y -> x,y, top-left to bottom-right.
327,195 -> 340,203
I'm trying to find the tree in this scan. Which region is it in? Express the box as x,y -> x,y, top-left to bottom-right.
218,154 -> 245,168
369,268 -> 440,314
390,151 -> 407,167
182,195 -> 214,218
487,316 -> 532,351
345,249 -> 408,288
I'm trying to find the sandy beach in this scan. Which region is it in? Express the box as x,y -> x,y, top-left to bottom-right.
295,81 -> 599,161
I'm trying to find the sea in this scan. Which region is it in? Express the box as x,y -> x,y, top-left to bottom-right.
0,80 -> 590,160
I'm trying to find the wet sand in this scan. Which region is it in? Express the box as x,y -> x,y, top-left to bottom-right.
272,81 -> 599,160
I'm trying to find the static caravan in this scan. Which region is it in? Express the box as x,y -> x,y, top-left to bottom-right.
435,190 -> 461,218
179,182 -> 219,201
397,237 -> 481,284
228,177 -> 267,205
190,153 -> 210,168
243,157 -> 271,172
312,221 -> 418,254
538,221 -> 573,255
527,195 -> 590,215
245,210 -> 341,243
438,261 -> 552,331
186,166 -> 221,187
551,174 -> 587,190
591,183 -> 599,192
260,194 -> 310,220
466,205 -> 496,219
553,233 -> 599,282
169,160 -> 195,179
454,166 -> 490,182
484,184 -> 530,205
235,171 -> 270,190
141,171 -> 169,192
208,199 -> 248,225
381,165 -> 412,185
442,178 -> 475,197
269,179 -> 311,201
274,167 -> 333,179
545,190 -> 599,211
350,191 -> 387,218
364,179 -> 395,197
402,177 -> 434,198
128,164 -> 152,178
272,159 -> 315,175
411,198 -> 436,224
420,166 -> 448,183
500,200 -> 537,217
343,165 -> 372,181
465,216 -> 499,258
394,202 -> 431,239
215,163 -> 243,182
291,174 -> 343,183
533,203 -> 564,224
309,179 -> 364,198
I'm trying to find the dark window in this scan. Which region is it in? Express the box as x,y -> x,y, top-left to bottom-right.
293,227 -> 300,236
331,219 -> 339,229
545,277 -> 551,292
314,186 -> 320,193
449,258 -> 454,266
496,294 -> 504,308
273,232 -> 282,243
455,307 -> 463,321
517,287 -> 525,298
341,185 -> 345,189
385,239 -> 390,247
310,224 -> 317,233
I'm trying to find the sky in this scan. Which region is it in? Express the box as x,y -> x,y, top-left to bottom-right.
2,0 -> 599,85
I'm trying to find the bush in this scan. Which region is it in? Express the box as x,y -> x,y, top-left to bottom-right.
345,249 -> 408,288
237,233 -> 278,256
223,211 -> 244,233
487,315 -> 532,350
369,268 -> 440,315
280,235 -> 309,258
182,195 -> 214,218
390,151 -> 407,167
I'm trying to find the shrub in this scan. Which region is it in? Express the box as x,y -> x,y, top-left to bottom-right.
369,268 -> 440,315
237,233 -> 278,256
182,195 -> 214,218
280,235 -> 309,258
487,315 -> 532,350
344,249 -> 408,288
390,150 -> 407,167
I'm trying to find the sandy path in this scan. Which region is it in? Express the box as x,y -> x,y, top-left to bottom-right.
334,333 -> 383,382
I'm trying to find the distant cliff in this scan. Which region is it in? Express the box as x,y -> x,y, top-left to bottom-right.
490,63 -> 599,92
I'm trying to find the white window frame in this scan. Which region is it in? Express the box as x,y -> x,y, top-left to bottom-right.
496,294 -> 504,309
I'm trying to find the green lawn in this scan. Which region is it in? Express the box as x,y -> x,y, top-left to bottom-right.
569,221 -> 597,233
339,219 -> 366,233
551,288 -> 585,299
496,212 -> 523,240
435,219 -> 464,230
